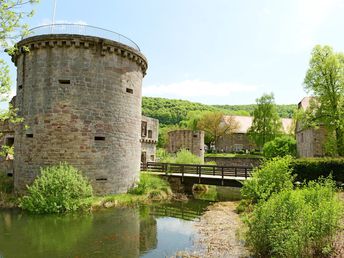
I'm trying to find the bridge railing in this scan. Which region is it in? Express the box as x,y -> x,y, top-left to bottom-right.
141,162 -> 253,179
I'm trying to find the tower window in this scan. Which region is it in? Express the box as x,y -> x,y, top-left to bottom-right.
126,88 -> 133,94
95,136 -> 105,141
26,134 -> 33,138
59,79 -> 70,84
18,85 -> 23,90
148,130 -> 152,138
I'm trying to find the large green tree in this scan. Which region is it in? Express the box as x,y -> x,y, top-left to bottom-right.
197,111 -> 239,150
248,93 -> 282,150
0,0 -> 38,103
304,45 -> 344,156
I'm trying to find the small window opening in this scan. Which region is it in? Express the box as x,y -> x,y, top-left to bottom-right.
18,85 -> 23,90
126,88 -> 133,94
193,134 -> 198,138
96,178 -> 107,181
59,79 -> 70,84
150,155 -> 155,161
26,134 -> 33,138
5,137 -> 14,147
95,136 -> 105,141
141,121 -> 147,137
148,130 -> 152,138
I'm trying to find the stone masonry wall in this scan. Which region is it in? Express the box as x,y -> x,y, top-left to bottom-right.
11,34 -> 147,195
140,116 -> 158,163
167,130 -> 204,159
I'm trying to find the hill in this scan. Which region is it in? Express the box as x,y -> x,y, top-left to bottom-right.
142,97 -> 296,126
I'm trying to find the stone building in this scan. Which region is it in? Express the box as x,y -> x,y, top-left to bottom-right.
167,130 -> 204,159
295,97 -> 327,157
216,115 -> 293,152
140,116 -> 159,163
8,24 -> 148,194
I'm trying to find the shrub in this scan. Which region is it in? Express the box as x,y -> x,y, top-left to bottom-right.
20,163 -> 93,213
241,156 -> 295,203
158,149 -> 204,164
0,174 -> 13,193
246,179 -> 342,257
263,135 -> 297,158
291,158 -> 344,182
129,173 -> 171,198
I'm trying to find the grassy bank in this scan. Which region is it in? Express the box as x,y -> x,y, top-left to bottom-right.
91,173 -> 173,210
0,172 -> 174,211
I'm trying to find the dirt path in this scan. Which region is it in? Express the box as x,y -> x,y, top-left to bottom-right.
193,201 -> 250,258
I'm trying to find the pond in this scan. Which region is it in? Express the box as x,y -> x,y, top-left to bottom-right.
0,186 -> 241,258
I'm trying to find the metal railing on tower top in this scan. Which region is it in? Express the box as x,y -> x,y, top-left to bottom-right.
23,24 -> 141,51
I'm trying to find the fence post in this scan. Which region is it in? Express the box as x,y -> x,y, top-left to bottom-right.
181,165 -> 184,182
235,167 -> 237,177
245,168 -> 247,179
213,166 -> 215,176
221,167 -> 224,186
198,165 -> 201,183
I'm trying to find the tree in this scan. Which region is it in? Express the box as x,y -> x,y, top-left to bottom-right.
0,0 -> 38,103
304,45 -> 344,156
197,111 -> 239,150
248,93 -> 282,150
262,136 -> 297,158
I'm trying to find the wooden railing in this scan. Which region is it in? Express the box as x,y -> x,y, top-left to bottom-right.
141,162 -> 253,179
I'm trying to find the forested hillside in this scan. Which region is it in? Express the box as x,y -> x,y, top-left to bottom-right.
142,97 -> 296,126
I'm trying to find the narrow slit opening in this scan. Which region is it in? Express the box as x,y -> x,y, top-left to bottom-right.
26,134 -> 33,138
59,79 -> 70,84
126,88 -> 133,94
95,136 -> 105,141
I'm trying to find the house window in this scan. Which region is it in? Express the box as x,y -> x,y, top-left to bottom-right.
148,130 -> 152,138
141,121 -> 147,137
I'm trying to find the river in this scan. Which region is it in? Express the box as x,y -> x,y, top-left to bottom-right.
0,186 -> 241,258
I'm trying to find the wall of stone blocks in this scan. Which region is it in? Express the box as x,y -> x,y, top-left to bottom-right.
296,127 -> 327,157
11,34 -> 147,195
216,133 -> 256,152
167,130 -> 204,159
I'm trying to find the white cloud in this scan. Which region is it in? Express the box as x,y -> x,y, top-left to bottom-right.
143,80 -> 258,99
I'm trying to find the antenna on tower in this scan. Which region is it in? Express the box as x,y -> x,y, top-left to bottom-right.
51,0 -> 57,32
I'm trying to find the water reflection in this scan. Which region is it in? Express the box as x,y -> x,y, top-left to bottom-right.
193,185 -> 242,201
0,200 -> 210,258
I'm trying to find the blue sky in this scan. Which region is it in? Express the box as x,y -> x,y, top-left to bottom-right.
3,0 -> 344,105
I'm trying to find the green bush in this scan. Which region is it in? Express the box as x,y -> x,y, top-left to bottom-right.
159,149 -> 204,164
20,163 -> 93,214
241,156 -> 295,203
0,174 -> 13,193
263,135 -> 297,158
291,158 -> 344,182
129,174 -> 171,198
246,179 -> 342,257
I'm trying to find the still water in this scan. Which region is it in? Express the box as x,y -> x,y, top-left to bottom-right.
0,186 -> 241,258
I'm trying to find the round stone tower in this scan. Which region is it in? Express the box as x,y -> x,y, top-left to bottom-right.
10,24 -> 147,195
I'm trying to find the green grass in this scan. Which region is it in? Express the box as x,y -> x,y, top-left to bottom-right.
91,174 -> 172,210
205,153 -> 263,158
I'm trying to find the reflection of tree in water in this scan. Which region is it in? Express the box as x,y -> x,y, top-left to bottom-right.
139,206 -> 157,255
0,209 -> 93,257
